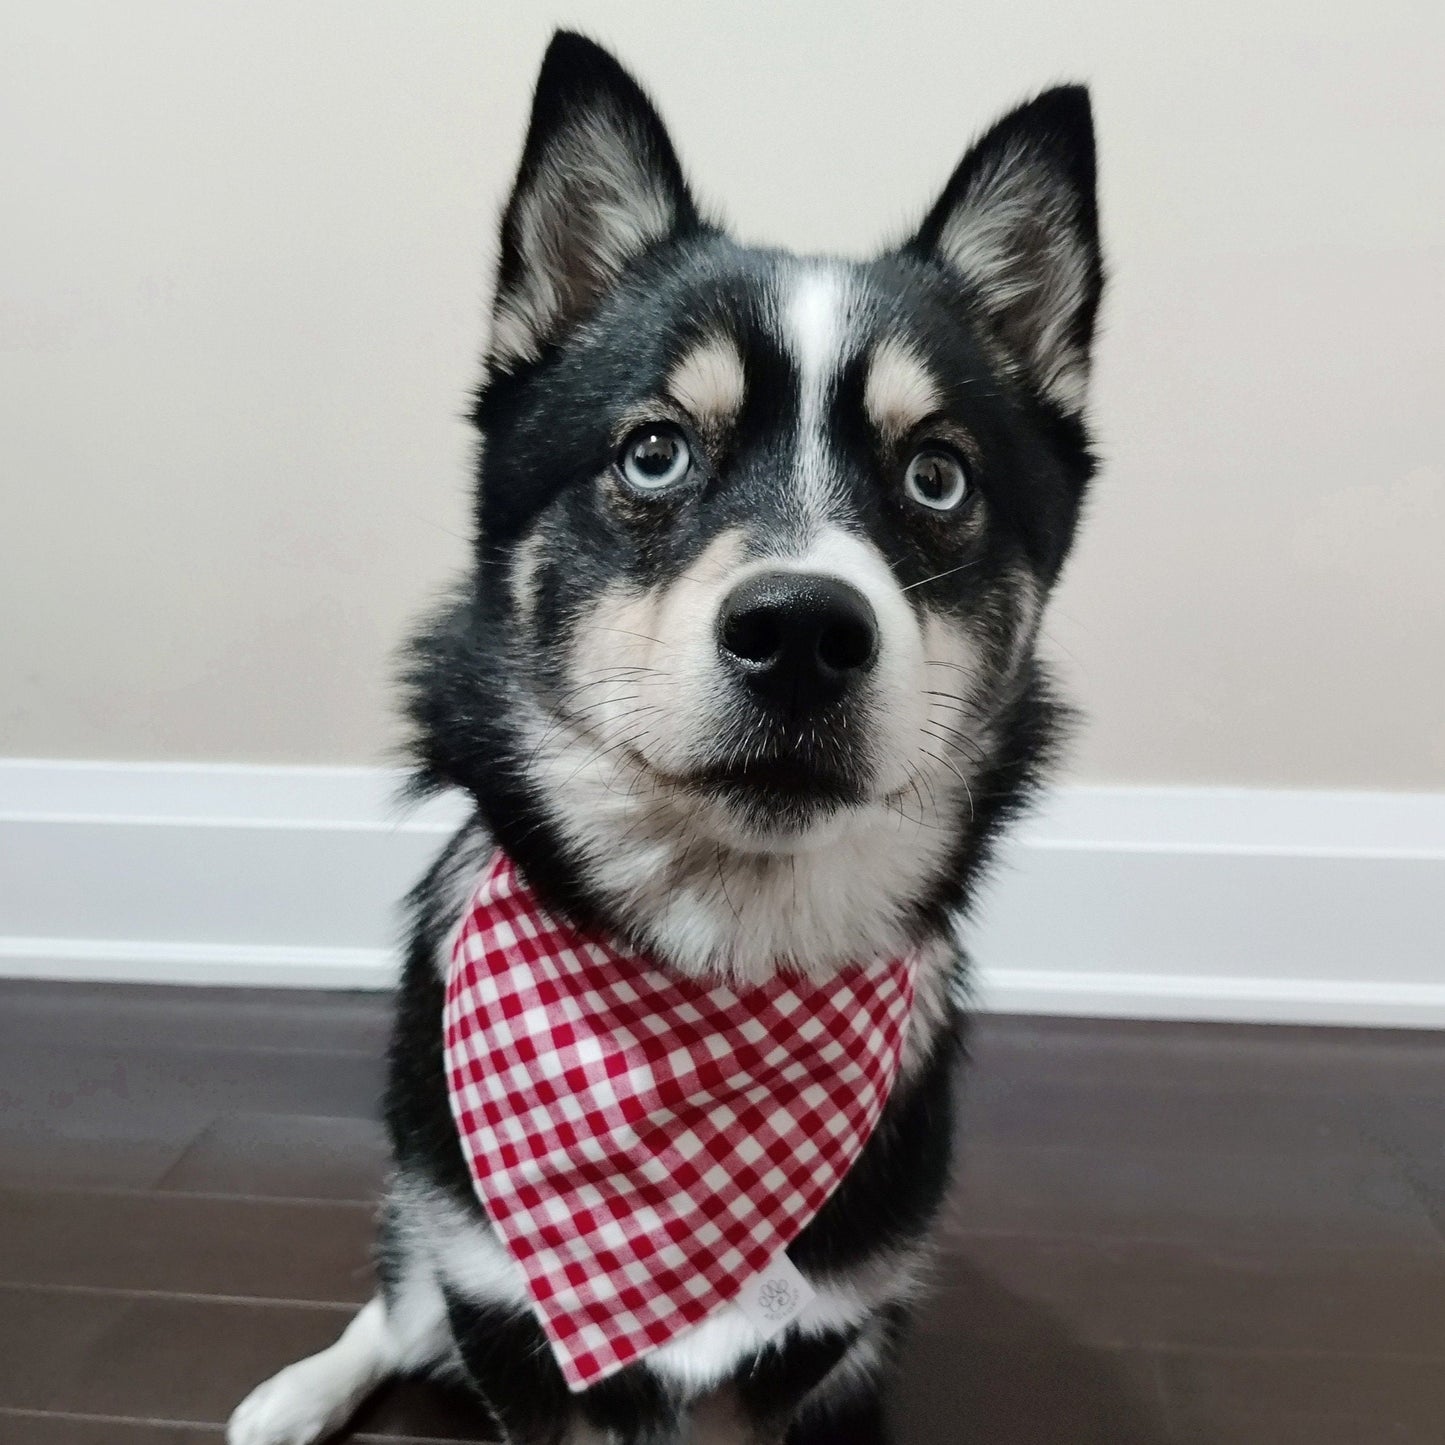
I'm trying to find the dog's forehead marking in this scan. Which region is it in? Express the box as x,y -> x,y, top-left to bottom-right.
864,338 -> 941,444
666,334 -> 746,430
785,266 -> 851,388
778,264 -> 861,533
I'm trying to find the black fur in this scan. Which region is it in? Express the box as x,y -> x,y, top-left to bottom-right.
371,27 -> 1102,1445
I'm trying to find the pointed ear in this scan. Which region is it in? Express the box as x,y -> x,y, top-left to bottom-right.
487,32 -> 700,371
906,87 -> 1103,413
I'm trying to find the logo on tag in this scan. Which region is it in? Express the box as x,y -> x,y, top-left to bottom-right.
735,1252 -> 816,1338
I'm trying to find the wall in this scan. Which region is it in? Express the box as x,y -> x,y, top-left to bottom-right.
3,1 -> 1443,790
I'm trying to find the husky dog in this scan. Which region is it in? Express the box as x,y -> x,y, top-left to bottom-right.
230,29 -> 1102,1445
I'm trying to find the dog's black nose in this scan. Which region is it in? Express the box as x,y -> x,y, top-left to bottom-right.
717,572 -> 879,712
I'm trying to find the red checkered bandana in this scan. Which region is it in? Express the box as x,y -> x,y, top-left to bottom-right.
443,852 -> 917,1391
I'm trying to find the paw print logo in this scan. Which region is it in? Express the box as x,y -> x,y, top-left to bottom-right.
757,1277 -> 800,1321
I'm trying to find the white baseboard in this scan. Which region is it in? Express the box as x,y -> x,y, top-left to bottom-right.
972,970 -> 1445,1028
2,760 -> 1442,1027
0,938 -> 397,990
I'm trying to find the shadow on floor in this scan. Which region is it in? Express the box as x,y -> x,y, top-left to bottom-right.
894,1260 -> 1176,1444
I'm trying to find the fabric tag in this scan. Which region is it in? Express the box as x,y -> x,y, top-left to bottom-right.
733,1252 -> 816,1338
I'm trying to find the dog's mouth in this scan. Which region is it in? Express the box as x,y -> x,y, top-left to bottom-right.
627,746 -> 870,816
688,757 -> 861,806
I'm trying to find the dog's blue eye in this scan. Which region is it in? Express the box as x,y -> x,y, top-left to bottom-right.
619,425 -> 692,492
903,448 -> 969,511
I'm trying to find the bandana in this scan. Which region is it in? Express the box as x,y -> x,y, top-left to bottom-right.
443,851 -> 917,1391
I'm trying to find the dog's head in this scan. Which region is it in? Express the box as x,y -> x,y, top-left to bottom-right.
409,33 -> 1102,977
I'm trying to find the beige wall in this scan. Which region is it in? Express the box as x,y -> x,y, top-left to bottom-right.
3,1 -> 1442,788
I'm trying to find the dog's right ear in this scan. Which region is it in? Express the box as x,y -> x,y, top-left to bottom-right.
905,87 -> 1102,415
487,32 -> 700,372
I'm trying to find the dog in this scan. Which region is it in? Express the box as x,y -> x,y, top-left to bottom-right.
229,28 -> 1102,1445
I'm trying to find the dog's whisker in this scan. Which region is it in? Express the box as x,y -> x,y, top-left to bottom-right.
900,560 -> 981,592
713,841 -> 743,926
918,746 -> 977,824
588,626 -> 672,649
921,719 -> 987,764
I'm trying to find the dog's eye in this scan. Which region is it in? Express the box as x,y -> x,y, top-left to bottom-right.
619,424 -> 693,492
902,448 -> 970,512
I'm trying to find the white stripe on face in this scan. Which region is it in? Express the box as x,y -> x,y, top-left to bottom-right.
781,265 -> 857,530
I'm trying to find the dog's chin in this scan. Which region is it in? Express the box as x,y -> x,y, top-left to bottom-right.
649,753 -> 880,854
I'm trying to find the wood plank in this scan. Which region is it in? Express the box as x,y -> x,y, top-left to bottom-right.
0,1190 -> 374,1303
155,1113 -> 387,1202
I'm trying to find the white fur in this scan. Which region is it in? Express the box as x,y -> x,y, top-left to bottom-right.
936,141 -> 1092,411
645,1248 -> 924,1394
781,266 -> 857,527
490,300 -> 549,373
401,1175 -> 533,1313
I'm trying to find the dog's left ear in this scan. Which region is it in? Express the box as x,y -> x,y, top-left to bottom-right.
907,87 -> 1103,414
487,31 -> 701,371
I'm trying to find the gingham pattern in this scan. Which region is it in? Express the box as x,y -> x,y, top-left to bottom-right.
443,852 -> 917,1392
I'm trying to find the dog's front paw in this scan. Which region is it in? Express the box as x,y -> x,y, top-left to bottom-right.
227,1357 -> 356,1445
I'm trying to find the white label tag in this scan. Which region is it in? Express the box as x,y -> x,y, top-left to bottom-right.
734,1252 -> 816,1338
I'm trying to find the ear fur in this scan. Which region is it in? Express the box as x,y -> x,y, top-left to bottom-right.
488,31 -> 700,370
907,87 -> 1103,413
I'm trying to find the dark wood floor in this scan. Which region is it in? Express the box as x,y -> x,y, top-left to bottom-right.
0,980 -> 1441,1444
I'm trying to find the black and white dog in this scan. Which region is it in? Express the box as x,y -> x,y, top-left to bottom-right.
230,30 -> 1102,1445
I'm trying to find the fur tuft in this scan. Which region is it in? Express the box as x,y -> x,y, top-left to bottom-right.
907,86 -> 1103,414
487,31 -> 703,370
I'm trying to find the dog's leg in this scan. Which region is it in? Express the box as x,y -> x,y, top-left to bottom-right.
729,1328 -> 891,1445
227,1296 -> 391,1445
444,1292 -> 577,1444
227,1284 -> 447,1445
784,1385 -> 889,1445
